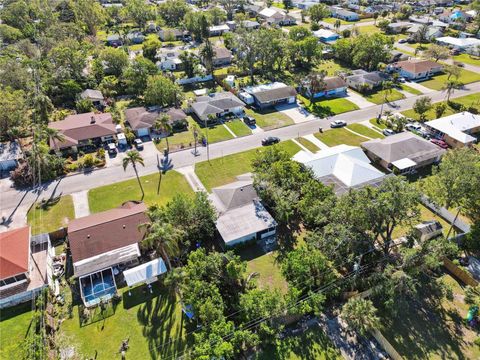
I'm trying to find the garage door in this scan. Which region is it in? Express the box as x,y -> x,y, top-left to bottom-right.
137,128 -> 149,137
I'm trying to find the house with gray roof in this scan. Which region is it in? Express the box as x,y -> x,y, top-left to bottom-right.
80,89 -> 105,108
190,92 -> 245,121
345,70 -> 387,92
125,107 -> 187,137
361,132 -> 446,174
210,177 -> 277,247
239,82 -> 297,109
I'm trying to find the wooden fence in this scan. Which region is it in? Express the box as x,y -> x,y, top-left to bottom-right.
371,329 -> 405,360
443,258 -> 479,287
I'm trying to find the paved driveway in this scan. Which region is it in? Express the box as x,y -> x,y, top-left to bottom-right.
346,91 -> 376,109
275,103 -> 316,124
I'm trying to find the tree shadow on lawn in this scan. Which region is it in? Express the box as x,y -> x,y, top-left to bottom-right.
310,103 -> 336,118
381,285 -> 470,360
257,327 -> 339,360
134,283 -> 192,360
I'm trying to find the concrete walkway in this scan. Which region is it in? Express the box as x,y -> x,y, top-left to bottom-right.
360,120 -> 384,134
404,81 -> 434,94
303,134 -> 329,150
251,125 -> 264,134
398,89 -> 415,98
223,123 -> 237,138
71,190 -> 90,218
177,165 -> 207,192
346,91 -> 376,109
344,127 -> 372,140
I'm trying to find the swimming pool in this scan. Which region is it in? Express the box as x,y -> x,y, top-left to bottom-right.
80,268 -> 117,307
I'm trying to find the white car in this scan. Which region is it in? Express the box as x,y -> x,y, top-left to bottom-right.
406,123 -> 421,132
330,120 -> 347,128
383,129 -> 396,136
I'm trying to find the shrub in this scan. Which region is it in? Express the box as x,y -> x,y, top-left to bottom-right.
82,154 -> 95,168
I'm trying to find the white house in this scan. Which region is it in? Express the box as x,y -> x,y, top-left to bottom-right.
156,51 -> 182,71
425,112 -> 480,148
209,24 -> 231,36
390,59 -> 443,81
292,145 -> 387,194
436,36 -> 480,55
210,177 -> 277,247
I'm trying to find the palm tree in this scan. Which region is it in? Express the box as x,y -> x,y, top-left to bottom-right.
341,297 -> 380,336
305,71 -> 327,105
154,113 -> 173,153
382,80 -> 394,103
141,221 -> 183,270
334,19 -> 341,33
39,125 -> 65,150
122,150 -> 145,199
443,80 -> 461,102
189,121 -> 200,155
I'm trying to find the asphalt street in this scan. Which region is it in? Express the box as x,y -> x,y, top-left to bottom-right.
1,81 -> 480,231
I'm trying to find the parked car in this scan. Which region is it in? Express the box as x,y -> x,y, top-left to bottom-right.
398,77 -> 406,83
406,123 -> 421,132
430,138 -> 449,149
398,38 -> 408,44
419,129 -> 431,139
243,116 -> 256,126
134,138 -> 144,150
383,129 -> 396,136
107,142 -> 117,155
330,120 -> 347,128
262,136 -> 280,146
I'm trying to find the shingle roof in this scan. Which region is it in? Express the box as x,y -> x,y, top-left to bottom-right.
323,77 -> 347,91
251,86 -> 297,104
212,180 -> 258,212
68,201 -> 148,263
125,107 -> 187,130
0,226 -> 30,279
80,89 -> 104,101
361,132 -> 446,164
191,92 -> 244,117
213,46 -> 232,60
48,112 -> 116,149
394,59 -> 443,74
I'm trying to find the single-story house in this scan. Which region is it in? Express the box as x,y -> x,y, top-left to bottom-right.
389,59 -> 443,80
407,24 -> 443,41
211,47 -> 233,67
345,70 -> 386,92
387,22 -> 413,34
125,107 -> 188,137
259,8 -> 297,26
158,28 -> 189,41
436,36 -> 480,54
331,8 -> 359,21
302,76 -> 347,99
209,24 -> 230,36
210,177 -> 277,247
190,92 -> 245,121
68,201 -> 148,306
48,112 -> 116,152
425,112 -> 480,148
0,141 -> 22,172
106,34 -> 123,47
389,50 -> 409,63
244,4 -> 262,16
0,227 -> 53,309
126,31 -> 145,44
80,89 -> 106,108
313,29 -> 340,43
156,51 -> 183,71
361,132 -> 446,174
292,145 -> 387,195
292,0 -> 320,10
226,20 -> 260,31
239,82 -> 297,109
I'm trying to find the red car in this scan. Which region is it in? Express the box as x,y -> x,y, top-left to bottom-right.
430,139 -> 448,149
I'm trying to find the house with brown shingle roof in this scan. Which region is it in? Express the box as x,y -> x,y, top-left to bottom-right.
0,227 -> 53,309
48,112 -> 116,152
302,76 -> 347,99
125,107 -> 187,137
390,59 -> 443,80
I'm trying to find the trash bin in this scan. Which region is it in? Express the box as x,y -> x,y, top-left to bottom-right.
319,127 -> 323,133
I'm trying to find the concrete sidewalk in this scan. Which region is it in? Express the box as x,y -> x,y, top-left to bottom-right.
71,190 -> 90,218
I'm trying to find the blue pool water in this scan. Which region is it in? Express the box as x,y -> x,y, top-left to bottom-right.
81,270 -> 116,305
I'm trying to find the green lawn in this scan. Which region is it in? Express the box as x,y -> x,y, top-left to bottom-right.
369,118 -> 387,130
362,89 -> 405,105
27,195 -> 75,235
401,93 -> 480,121
420,69 -> 480,90
398,83 -> 423,95
195,140 -> 301,191
453,53 -> 480,67
61,283 -> 191,359
314,128 -> 369,147
88,170 -> 192,213
257,327 -> 341,360
323,17 -> 351,25
245,108 -> 294,130
0,303 -> 33,359
314,60 -> 347,77
225,119 -> 252,137
237,244 -> 288,294
155,117 -> 234,152
357,24 -> 381,34
299,95 -> 359,117
296,137 -> 320,152
378,274 -> 480,360
346,123 -> 384,139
